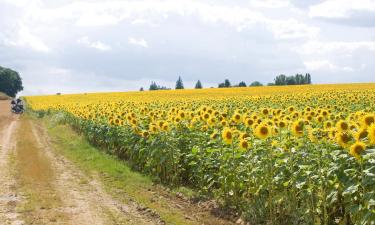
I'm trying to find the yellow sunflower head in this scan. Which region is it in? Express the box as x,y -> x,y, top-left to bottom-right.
335,132 -> 352,148
349,142 -> 366,160
254,123 -> 271,139
355,129 -> 368,141
368,124 -> 375,145
361,114 -> 375,128
245,118 -> 254,128
240,132 -> 250,140
222,127 -> 233,144
239,139 -> 249,150
291,119 -> 304,137
336,120 -> 349,132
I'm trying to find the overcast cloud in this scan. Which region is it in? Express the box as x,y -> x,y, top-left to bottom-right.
0,0 -> 374,95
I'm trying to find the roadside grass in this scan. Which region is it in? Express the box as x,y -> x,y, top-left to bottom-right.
41,116 -> 212,225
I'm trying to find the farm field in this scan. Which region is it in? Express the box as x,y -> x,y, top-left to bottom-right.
25,83 -> 375,224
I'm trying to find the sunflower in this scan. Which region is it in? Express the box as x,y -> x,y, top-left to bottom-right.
368,124 -> 375,145
291,120 -> 304,137
141,130 -> 150,138
324,121 -> 333,130
203,113 -> 210,120
261,108 -> 269,116
336,120 -> 349,132
239,139 -> 249,150
232,113 -> 242,124
349,142 -> 366,160
210,131 -> 219,139
221,120 -> 228,126
149,125 -> 158,133
354,129 -> 368,141
208,116 -> 217,126
245,118 -> 254,128
336,132 -> 352,148
361,114 -> 375,128
278,120 -> 287,129
240,132 -> 250,140
254,123 -> 270,139
162,123 -> 170,131
222,127 -> 233,144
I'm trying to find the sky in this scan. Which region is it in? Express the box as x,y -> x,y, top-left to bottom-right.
0,0 -> 374,95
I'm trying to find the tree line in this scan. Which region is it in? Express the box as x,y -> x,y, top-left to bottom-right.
143,73 -> 312,91
0,66 -> 23,97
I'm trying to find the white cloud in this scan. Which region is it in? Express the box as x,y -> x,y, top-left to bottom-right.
12,0 -> 318,40
249,0 -> 290,8
299,41 -> 375,55
304,60 -> 354,72
309,0 -> 375,18
77,36 -> 112,51
3,24 -> 50,53
128,37 -> 148,48
268,19 -> 319,39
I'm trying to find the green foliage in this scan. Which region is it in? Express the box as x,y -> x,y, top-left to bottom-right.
218,79 -> 231,88
149,81 -> 170,91
249,81 -> 263,87
194,80 -> 203,89
238,81 -> 247,87
175,76 -> 184,89
0,66 -> 23,97
46,111 -> 375,225
274,73 -> 312,86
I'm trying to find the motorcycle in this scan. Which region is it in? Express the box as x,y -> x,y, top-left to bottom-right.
11,104 -> 24,114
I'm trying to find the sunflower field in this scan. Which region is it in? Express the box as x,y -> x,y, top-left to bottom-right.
25,83 -> 375,224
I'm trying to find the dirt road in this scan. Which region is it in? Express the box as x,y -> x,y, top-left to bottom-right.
0,100 -> 161,225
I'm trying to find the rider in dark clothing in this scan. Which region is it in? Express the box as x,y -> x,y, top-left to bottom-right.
11,98 -> 24,113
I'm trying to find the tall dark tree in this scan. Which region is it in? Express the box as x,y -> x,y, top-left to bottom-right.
224,79 -> 231,88
175,76 -> 184,89
149,81 -> 158,91
305,73 -> 312,84
274,74 -> 287,85
286,76 -> 296,85
250,81 -> 263,87
195,80 -> 203,89
0,66 -> 23,97
238,81 -> 247,87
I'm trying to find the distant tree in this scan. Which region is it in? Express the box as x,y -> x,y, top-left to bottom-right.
274,73 -> 312,86
139,87 -> 144,91
149,81 -> 158,91
286,76 -> 296,85
0,66 -> 23,97
250,81 -> 263,87
267,83 -> 275,86
175,76 -> 184,89
305,73 -> 312,84
274,74 -> 287,85
195,80 -> 203,89
218,83 -> 225,88
295,74 -> 304,84
224,79 -> 231,88
238,81 -> 247,87
149,81 -> 171,91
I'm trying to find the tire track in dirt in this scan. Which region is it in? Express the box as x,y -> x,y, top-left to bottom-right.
30,120 -> 161,225
0,101 -> 24,225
